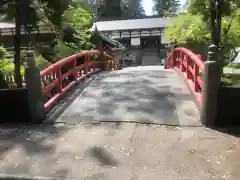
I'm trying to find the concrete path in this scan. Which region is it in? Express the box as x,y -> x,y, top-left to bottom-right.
57,66 -> 201,126
0,123 -> 239,179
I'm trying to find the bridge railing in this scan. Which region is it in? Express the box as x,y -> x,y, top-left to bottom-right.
40,50 -> 117,110
166,47 -> 204,105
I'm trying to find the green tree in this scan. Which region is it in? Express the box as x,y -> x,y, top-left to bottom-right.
35,4 -> 95,62
152,0 -> 181,16
0,0 -> 71,87
97,0 -> 122,19
93,0 -> 145,20
163,0 -> 240,65
121,0 -> 145,18
57,5 -> 94,58
163,13 -> 210,44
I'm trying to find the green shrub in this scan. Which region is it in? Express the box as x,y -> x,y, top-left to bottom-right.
53,39 -> 77,60
35,54 -> 51,70
226,63 -> 240,69
0,44 -> 8,59
1,62 -> 14,74
0,59 -> 25,76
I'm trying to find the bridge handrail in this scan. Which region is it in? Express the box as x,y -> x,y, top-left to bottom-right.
40,50 -> 100,77
40,50 -> 115,110
165,51 -> 173,68
174,47 -> 204,71
166,47 -> 204,105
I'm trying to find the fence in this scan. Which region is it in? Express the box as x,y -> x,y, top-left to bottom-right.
0,26 -> 55,36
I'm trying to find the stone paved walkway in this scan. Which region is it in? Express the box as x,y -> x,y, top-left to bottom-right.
57,66 -> 200,126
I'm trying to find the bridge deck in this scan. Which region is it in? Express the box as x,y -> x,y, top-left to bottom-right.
57,66 -> 201,126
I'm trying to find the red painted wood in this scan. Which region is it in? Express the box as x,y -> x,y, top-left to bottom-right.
40,50 -> 115,110
73,55 -> 77,81
165,47 -> 204,106
194,64 -> 199,92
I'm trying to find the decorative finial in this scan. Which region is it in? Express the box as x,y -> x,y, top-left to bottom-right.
208,44 -> 218,62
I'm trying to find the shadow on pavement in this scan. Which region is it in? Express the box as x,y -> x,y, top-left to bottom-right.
0,123 -> 76,179
88,145 -> 118,166
0,121 -> 122,179
59,67 -> 183,125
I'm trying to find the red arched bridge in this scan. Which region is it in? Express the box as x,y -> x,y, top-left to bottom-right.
32,47 -> 205,127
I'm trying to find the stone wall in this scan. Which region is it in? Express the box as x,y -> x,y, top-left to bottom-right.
0,88 -> 31,123
216,86 -> 240,126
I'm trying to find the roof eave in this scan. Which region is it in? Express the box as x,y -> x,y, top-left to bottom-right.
90,23 -> 125,49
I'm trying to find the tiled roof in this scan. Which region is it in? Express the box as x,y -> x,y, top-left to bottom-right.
95,17 -> 169,31
90,23 -> 125,49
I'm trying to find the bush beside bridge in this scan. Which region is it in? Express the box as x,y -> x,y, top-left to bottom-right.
0,5 -> 95,88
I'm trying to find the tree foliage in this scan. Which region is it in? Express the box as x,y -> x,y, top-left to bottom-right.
121,0 -> 145,18
97,0 -> 122,19
152,0 -> 180,16
94,0 -> 145,19
163,0 -> 240,69
0,0 -> 72,87
0,0 -> 96,87
163,13 -> 210,44
56,5 -> 94,58
0,0 -> 71,28
163,0 -> 240,47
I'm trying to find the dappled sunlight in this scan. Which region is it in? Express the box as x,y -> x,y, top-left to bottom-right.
57,66 -> 200,126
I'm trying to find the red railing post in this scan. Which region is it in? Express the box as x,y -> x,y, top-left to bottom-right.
73,55 -> 77,81
180,53 -> 184,72
194,54 -> 201,92
177,52 -> 180,68
84,55 -> 89,75
194,64 -> 199,92
186,57 -> 190,79
171,47 -> 174,67
56,65 -> 62,93
169,47 -> 204,106
40,50 -> 102,110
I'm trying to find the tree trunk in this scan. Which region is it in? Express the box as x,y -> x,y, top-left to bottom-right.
14,0 -> 22,88
216,0 -> 222,51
